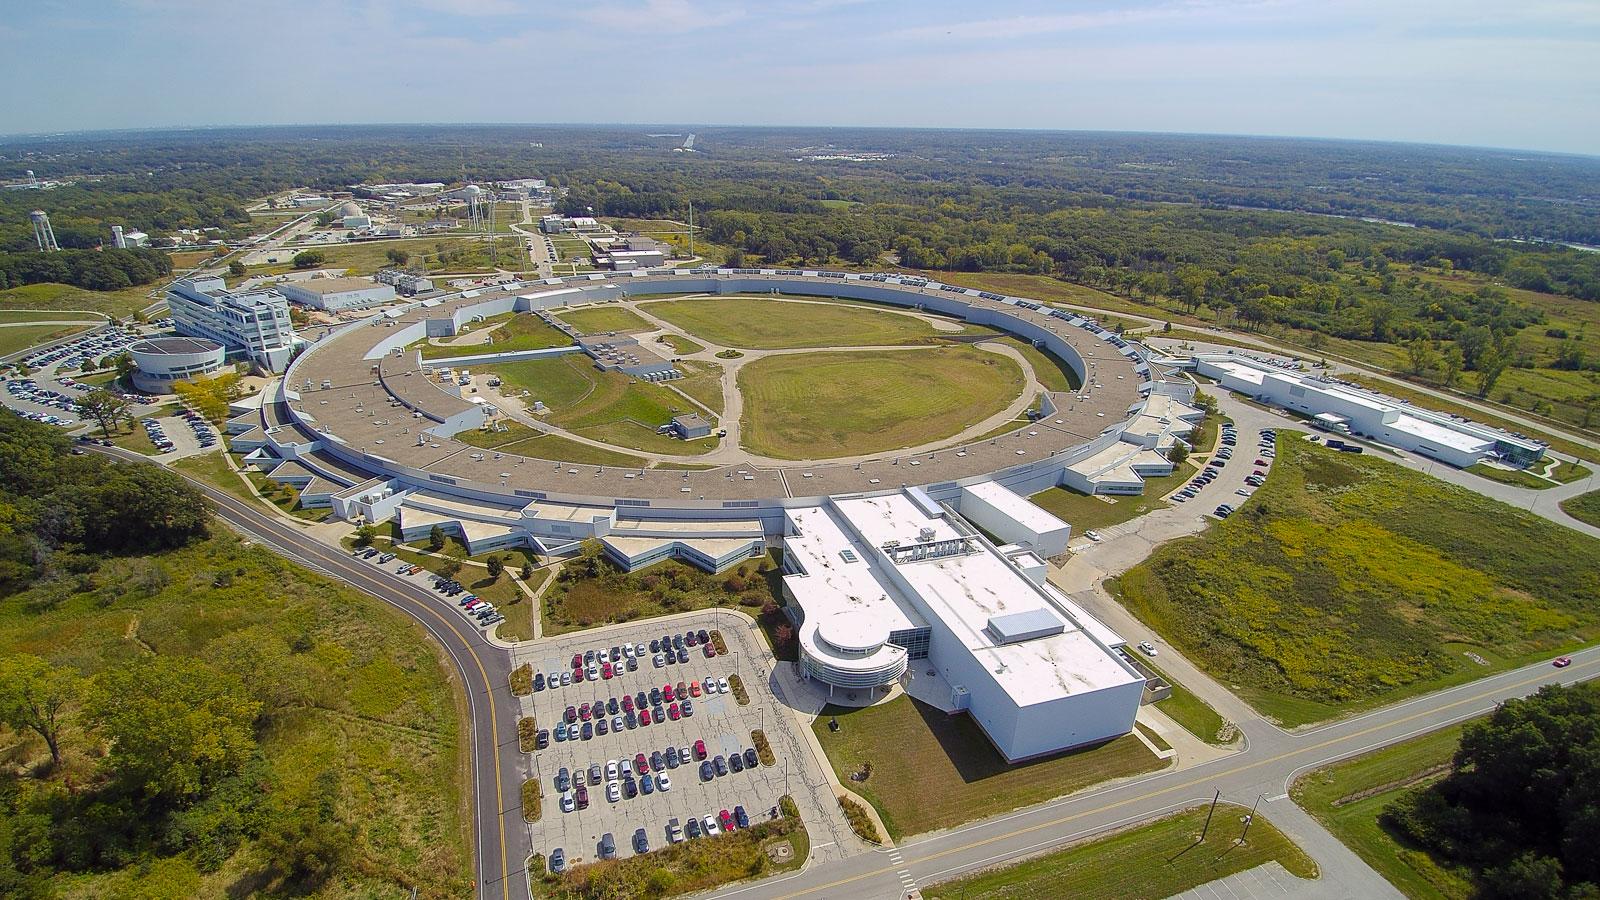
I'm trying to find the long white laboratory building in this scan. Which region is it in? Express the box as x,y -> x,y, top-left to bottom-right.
781,485 -> 1144,762
1194,354 -> 1545,468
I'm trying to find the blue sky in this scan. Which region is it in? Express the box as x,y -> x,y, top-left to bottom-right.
3,0 -> 1597,154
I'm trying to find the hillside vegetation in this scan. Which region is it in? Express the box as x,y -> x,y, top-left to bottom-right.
1117,439 -> 1600,726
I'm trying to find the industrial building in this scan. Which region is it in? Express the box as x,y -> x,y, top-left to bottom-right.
278,276 -> 397,311
375,268 -> 436,296
1194,354 -> 1545,467
780,487 -> 1142,761
336,200 -> 371,230
670,413 -> 712,439
540,215 -> 604,234
164,276 -> 297,372
126,336 -> 227,392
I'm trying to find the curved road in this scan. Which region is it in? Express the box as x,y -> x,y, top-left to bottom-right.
95,447 -> 532,900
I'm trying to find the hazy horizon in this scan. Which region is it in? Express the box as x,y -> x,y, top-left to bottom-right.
3,0 -> 1597,155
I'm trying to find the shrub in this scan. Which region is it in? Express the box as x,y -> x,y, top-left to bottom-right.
509,664 -> 532,696
839,794 -> 880,844
522,778 -> 541,823
711,630 -> 728,655
517,716 -> 538,752
751,730 -> 775,766
728,674 -> 749,706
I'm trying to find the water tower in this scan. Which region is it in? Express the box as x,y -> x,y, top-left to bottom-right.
31,210 -> 59,252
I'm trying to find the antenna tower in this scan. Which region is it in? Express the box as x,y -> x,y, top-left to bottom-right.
31,210 -> 59,252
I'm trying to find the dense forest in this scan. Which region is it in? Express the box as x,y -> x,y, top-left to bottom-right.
0,246 -> 171,291
1382,682 -> 1600,899
4,125 -> 1600,425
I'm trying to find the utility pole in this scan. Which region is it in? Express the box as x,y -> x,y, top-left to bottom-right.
1240,793 -> 1264,843
1200,789 -> 1220,841
687,202 -> 695,259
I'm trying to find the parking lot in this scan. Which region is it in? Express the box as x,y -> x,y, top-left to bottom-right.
517,614 -> 808,869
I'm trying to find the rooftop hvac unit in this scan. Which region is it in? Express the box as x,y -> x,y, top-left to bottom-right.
918,526 -> 937,542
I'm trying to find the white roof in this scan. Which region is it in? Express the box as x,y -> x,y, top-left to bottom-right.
832,494 -> 1139,705
1391,413 -> 1495,453
963,480 -> 1069,537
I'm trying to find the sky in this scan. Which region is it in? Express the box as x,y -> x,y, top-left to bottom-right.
3,0 -> 1598,155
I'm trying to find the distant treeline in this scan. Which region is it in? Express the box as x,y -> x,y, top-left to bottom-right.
0,246 -> 172,292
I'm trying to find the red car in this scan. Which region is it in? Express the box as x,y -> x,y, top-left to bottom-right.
703,644 -> 716,658
635,753 -> 649,774
621,695 -> 634,712
578,703 -> 591,721
564,705 -> 577,723
663,684 -> 676,703
1554,656 -> 1573,668
640,708 -> 651,726
668,703 -> 681,721
601,662 -> 613,679
573,667 -> 585,683
571,653 -> 583,669
677,680 -> 688,697
694,739 -> 707,760
689,680 -> 702,698
718,809 -> 736,832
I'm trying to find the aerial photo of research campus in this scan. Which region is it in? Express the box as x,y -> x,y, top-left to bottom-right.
1,3 -> 1598,899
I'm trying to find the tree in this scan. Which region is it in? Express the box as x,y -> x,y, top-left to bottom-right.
227,259 -> 246,276
520,561 -> 534,580
385,248 -> 410,266
75,388 -> 132,437
1476,345 -> 1509,398
1441,346 -> 1464,388
437,549 -> 464,581
1404,338 -> 1439,378
352,523 -> 377,547
314,211 -> 337,227
427,524 -> 445,552
291,250 -> 325,269
88,657 -> 259,801
486,555 -> 504,581
1169,441 -> 1189,466
0,655 -> 84,769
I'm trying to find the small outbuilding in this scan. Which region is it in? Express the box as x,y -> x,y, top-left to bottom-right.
670,413 -> 712,439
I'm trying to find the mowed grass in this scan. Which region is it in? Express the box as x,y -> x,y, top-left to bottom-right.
0,533 -> 471,897
672,359 -> 725,415
455,421 -> 648,468
421,312 -> 573,359
642,295 -> 947,349
1466,460 -> 1590,489
812,697 -> 1166,839
992,336 -> 1083,392
0,308 -> 108,324
1292,724 -> 1474,900
1115,439 -> 1600,727
924,805 -> 1316,900
1561,488 -> 1600,528
0,282 -> 158,319
553,304 -> 652,334
0,323 -> 90,356
1029,467 -> 1191,533
739,345 -> 1024,459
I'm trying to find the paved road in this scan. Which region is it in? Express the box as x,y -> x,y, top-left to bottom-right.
94,447 -> 535,900
707,649 -> 1600,900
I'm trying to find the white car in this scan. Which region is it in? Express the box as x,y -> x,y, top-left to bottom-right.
560,790 -> 575,813
703,815 -> 721,836
607,780 -> 621,803
1137,641 -> 1158,657
717,677 -> 730,694
606,759 -> 619,780
1084,530 -> 1102,542
657,774 -> 671,792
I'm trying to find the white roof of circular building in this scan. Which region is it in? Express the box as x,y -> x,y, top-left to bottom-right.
816,612 -> 888,654
338,200 -> 362,217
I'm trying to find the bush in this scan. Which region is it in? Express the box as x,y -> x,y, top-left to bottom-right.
711,630 -> 728,655
291,250 -> 325,269
522,779 -> 541,824
839,794 -> 880,844
751,730 -> 775,766
728,673 -> 749,706
509,664 -> 532,696
517,716 -> 538,752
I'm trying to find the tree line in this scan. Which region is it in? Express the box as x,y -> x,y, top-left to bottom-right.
0,246 -> 172,292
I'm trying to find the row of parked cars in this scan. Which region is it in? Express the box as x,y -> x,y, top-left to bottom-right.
56,375 -> 141,404
544,676 -> 737,746
138,417 -> 178,453
176,409 -> 218,449
19,325 -> 139,372
5,378 -> 78,424
544,632 -> 719,690
549,804 -> 758,873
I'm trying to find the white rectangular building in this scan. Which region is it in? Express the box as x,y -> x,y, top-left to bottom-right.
959,480 -> 1071,556
165,276 -> 297,372
781,488 -> 1143,762
278,276 -> 397,311
1195,354 -> 1545,467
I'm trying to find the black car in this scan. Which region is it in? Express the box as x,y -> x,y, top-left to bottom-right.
607,696 -> 620,715
535,730 -> 549,749
533,673 -> 546,692
625,711 -> 637,729
743,748 -> 759,769
729,752 -> 745,773
734,805 -> 750,828
676,647 -> 689,664
713,755 -> 728,776
697,629 -> 709,644
686,816 -> 702,839
700,761 -> 714,781
650,687 -> 663,706
672,634 -> 685,650
649,638 -> 661,653
596,718 -> 609,736
636,691 -> 649,709
622,777 -> 638,799
609,646 -> 621,662
580,722 -> 592,740
652,705 -> 665,723
651,750 -> 664,772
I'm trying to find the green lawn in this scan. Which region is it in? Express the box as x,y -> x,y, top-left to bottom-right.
1029,468 -> 1190,533
0,308 -> 109,324
656,333 -> 704,355
812,697 -> 1166,839
0,323 -> 92,356
552,304 -> 652,334
642,295 -> 948,350
739,345 -> 1024,459
993,336 -> 1083,392
245,236 -> 522,278
672,360 -> 725,415
549,235 -> 591,262
1141,660 -> 1234,745
1292,724 -> 1473,899
420,312 -> 573,359
1115,439 -> 1600,727
0,532 -> 470,897
458,423 -> 648,468
1466,461 -> 1590,489
1561,488 -> 1600,528
170,451 -> 257,506
0,283 -> 160,320
924,805 -> 1316,900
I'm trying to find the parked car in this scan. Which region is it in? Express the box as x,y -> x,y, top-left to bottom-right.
1137,641 -> 1158,657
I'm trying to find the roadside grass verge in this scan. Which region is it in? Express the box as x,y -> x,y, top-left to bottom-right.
1561,488 -> 1600,528
812,697 -> 1166,839
923,805 -> 1317,900
1141,660 -> 1234,746
0,323 -> 89,356
656,333 -> 704,355
1115,439 -> 1600,728
738,345 -> 1024,459
1466,460 -> 1589,489
838,793 -> 881,844
522,778 -> 542,824
0,282 -> 158,319
511,663 -> 534,695
531,799 -> 807,898
1291,724 -> 1473,900
518,717 -> 538,752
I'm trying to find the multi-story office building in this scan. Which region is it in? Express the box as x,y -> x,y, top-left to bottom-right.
165,277 -> 297,372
